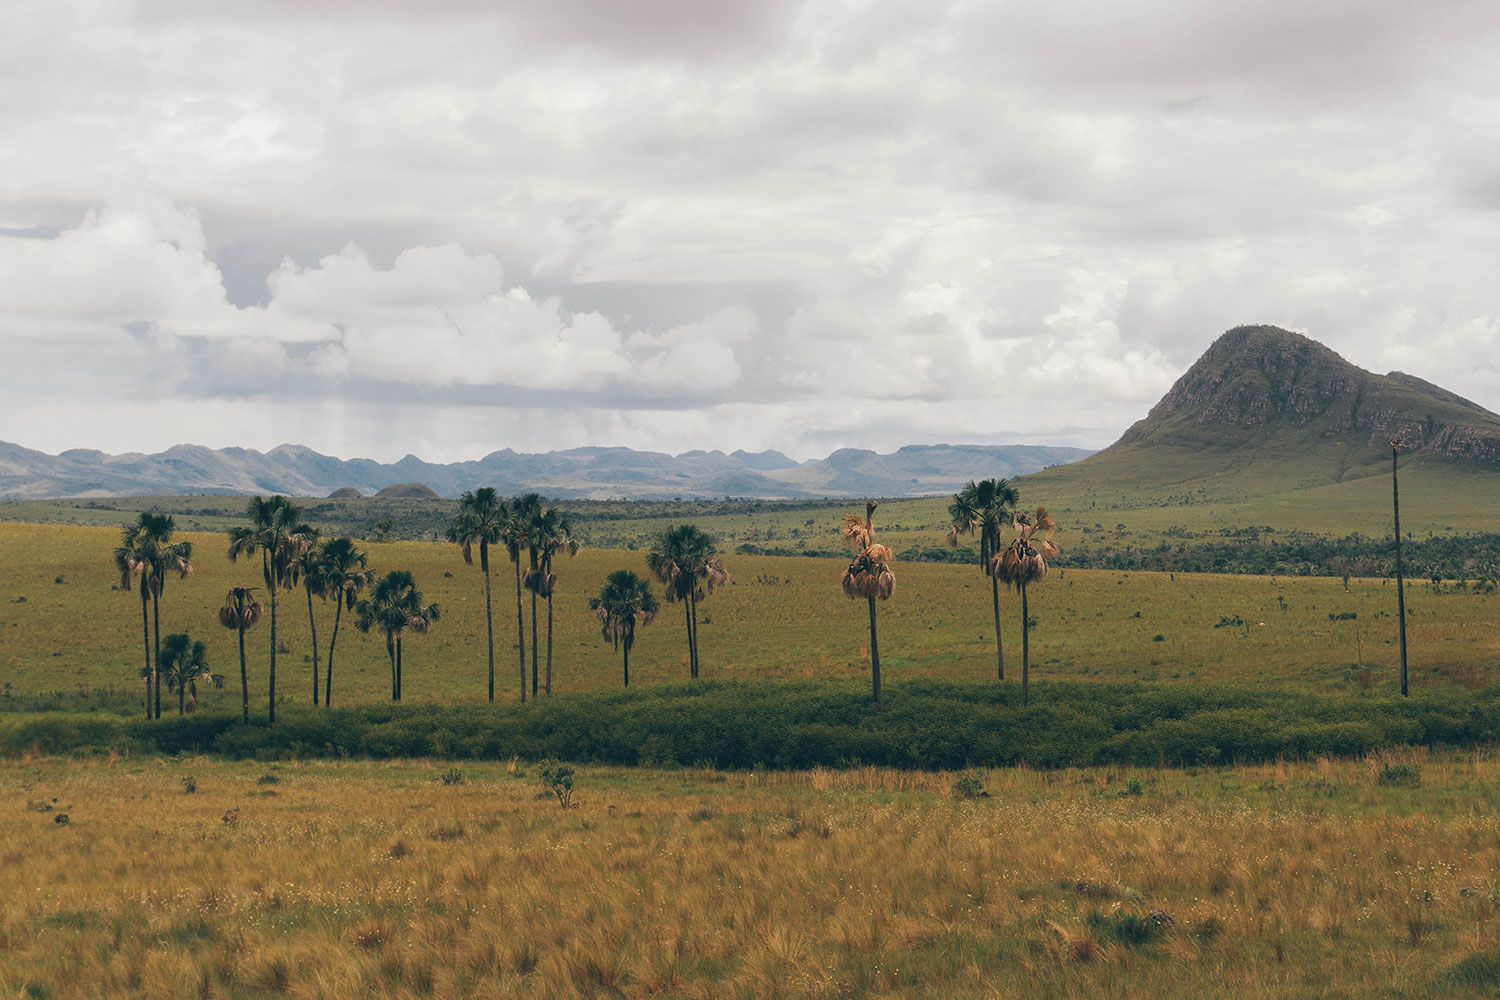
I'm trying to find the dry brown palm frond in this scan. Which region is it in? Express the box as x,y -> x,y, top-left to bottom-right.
865,543 -> 893,567
841,513 -> 872,549
1034,507 -> 1057,532
876,568 -> 895,599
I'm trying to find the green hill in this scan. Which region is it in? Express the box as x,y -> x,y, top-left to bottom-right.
1020,326 -> 1500,538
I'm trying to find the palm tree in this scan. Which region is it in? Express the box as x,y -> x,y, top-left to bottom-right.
228,496 -> 314,724
447,488 -> 508,702
355,570 -> 439,702
158,633 -> 209,715
646,524 -> 728,679
948,478 -> 1019,680
525,504 -> 580,696
290,527 -> 324,705
317,537 -> 373,708
506,493 -> 542,701
840,501 -> 895,711
589,570 -> 658,687
990,507 -> 1058,706
218,587 -> 263,723
114,512 -> 193,719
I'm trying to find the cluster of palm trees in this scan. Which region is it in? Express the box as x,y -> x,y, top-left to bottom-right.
116,481 -> 1059,720
113,512 -> 194,719
446,489 -> 578,703
947,478 -> 1058,706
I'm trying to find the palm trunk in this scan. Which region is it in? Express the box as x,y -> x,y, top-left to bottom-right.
307,586 -> 320,707
514,560 -> 526,704
139,586 -> 151,721
325,600 -> 343,708
237,620 -> 249,724
387,635 -> 397,701
690,592 -> 701,677
623,642 -> 630,687
990,575 -> 1005,681
178,684 -> 185,715
1020,581 -> 1030,707
545,592 -> 554,695
867,594 -> 882,712
483,558 -> 495,703
683,599 -> 694,678
530,591 -> 539,697
396,637 -> 403,701
1393,445 -> 1409,697
268,586 -> 278,724
151,591 -> 161,720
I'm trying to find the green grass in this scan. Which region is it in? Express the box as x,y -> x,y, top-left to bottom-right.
2,521 -> 1496,710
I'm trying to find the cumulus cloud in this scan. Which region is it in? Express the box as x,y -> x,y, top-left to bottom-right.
3,0 -> 1499,462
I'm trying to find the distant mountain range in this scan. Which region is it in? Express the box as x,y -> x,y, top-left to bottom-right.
0,441 -> 1092,501
1023,324 -> 1500,499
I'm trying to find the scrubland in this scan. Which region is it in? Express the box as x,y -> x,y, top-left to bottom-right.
5,753 -> 1500,999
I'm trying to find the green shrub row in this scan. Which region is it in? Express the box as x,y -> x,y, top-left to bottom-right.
3,678 -> 1497,768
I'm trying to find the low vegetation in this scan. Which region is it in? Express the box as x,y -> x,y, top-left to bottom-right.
4,753 -> 1500,999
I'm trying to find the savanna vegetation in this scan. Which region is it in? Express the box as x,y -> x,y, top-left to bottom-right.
5,752 -> 1500,999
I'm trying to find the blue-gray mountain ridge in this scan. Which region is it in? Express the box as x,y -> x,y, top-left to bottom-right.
0,442 -> 1092,501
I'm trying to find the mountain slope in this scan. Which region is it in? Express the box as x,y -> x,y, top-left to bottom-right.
1020,324 -> 1500,510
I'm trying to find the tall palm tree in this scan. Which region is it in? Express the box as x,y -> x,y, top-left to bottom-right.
317,537 -> 373,708
355,570 -> 439,702
447,488 -> 508,702
290,527 -> 324,705
646,524 -> 728,679
218,587 -> 263,723
115,512 -> 193,719
227,496 -> 314,724
991,507 -> 1058,706
590,570 -> 658,687
525,504 -> 580,696
947,478 -> 1019,680
158,633 -> 209,715
841,501 -> 895,711
506,493 -> 542,701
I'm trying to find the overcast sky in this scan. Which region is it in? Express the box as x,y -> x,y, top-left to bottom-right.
4,1 -> 1498,464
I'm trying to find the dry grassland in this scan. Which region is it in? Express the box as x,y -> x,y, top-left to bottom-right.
4,753 -> 1500,998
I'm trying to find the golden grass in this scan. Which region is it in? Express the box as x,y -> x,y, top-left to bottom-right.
4,754 -> 1500,997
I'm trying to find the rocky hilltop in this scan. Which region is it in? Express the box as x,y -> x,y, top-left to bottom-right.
1115,325 -> 1500,470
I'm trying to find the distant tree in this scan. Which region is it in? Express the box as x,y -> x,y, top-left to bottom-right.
840,501 -> 895,711
355,570 -> 439,702
158,633 -> 209,715
217,587 -> 263,723
290,527 -> 324,705
646,524 -> 728,678
316,537 -> 373,708
991,507 -> 1058,706
114,512 -> 193,719
227,496 -> 314,723
525,504 -> 580,695
947,478 -> 1019,681
447,488 -> 508,702
589,570 -> 658,687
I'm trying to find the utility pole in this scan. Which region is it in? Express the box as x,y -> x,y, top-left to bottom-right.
1391,440 -> 1408,697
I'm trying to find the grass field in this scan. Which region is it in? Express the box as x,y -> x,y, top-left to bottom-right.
2,522 -> 1496,709
5,752 -> 1500,999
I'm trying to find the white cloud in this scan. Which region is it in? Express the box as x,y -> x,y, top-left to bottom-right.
2,0 -> 1500,463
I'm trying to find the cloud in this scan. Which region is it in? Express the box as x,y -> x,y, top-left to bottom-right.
3,1 -> 1500,463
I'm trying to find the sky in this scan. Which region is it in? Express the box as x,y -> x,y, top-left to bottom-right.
3,0 -> 1499,465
